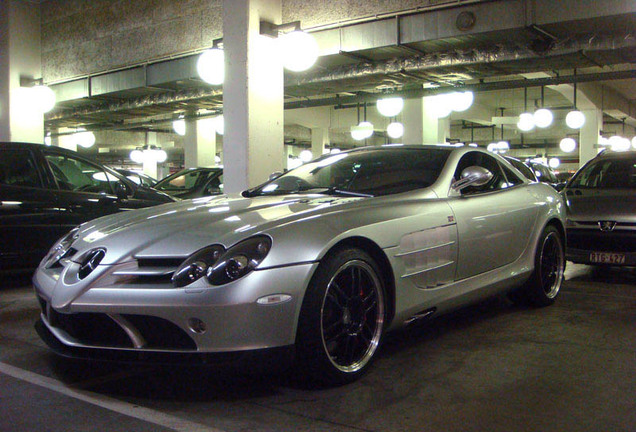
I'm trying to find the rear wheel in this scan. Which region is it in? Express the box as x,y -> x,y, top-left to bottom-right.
514,225 -> 565,307
296,247 -> 386,386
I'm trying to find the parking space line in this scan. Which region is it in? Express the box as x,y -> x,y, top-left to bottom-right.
0,361 -> 225,432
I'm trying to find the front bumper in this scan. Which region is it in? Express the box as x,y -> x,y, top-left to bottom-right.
33,260 -> 318,356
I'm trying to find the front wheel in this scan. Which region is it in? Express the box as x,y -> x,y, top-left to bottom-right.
296,247 -> 386,386
514,225 -> 565,307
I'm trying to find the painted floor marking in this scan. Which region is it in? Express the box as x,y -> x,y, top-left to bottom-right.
0,361 -> 225,432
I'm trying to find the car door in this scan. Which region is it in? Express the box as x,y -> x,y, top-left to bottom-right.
447,151 -> 539,280
0,146 -> 63,271
42,150 -> 122,230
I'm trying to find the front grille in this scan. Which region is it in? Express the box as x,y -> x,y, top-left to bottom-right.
122,315 -> 196,350
567,229 -> 636,253
46,308 -> 196,351
49,310 -> 133,348
110,257 -> 186,286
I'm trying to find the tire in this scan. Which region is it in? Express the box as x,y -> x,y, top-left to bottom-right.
515,225 -> 565,307
295,247 -> 386,386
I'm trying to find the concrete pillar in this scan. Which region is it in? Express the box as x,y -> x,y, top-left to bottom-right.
311,127 -> 328,158
580,108 -> 602,166
402,99 -> 424,145
184,117 -> 217,168
222,0 -> 284,193
0,0 -> 44,143
142,132 -> 159,179
422,96 -> 449,144
403,97 -> 449,145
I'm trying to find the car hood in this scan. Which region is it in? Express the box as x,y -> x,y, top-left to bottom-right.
71,193 -> 368,265
564,189 -> 636,222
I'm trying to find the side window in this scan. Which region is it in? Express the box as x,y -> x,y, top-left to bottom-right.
454,151 -> 508,194
500,163 -> 525,187
0,149 -> 42,188
45,153 -> 117,194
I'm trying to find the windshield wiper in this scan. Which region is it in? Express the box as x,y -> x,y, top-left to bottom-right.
313,187 -> 374,198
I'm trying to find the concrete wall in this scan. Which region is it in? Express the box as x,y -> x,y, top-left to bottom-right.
41,0 -> 457,83
283,0 -> 454,29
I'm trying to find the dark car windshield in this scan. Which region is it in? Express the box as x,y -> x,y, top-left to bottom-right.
569,156 -> 636,189
248,147 -> 451,197
155,169 -> 222,193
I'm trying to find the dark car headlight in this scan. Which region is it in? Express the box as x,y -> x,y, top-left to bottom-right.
172,235 -> 271,287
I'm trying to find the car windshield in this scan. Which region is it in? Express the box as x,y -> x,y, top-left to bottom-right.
569,156 -> 636,189
156,169 -> 221,192
248,147 -> 451,197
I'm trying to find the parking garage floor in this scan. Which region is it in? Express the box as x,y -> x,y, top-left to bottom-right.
1,263 -> 634,432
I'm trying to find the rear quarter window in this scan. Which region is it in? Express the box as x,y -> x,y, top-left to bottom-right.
0,149 -> 43,188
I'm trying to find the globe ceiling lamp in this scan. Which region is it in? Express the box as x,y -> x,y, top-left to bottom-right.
75,128 -> 96,148
299,149 -> 313,162
449,91 -> 474,112
173,118 -> 186,136
565,110 -> 585,129
386,122 -> 404,139
549,158 -> 560,169
517,113 -> 535,131
632,136 -> 636,149
130,149 -> 144,164
32,85 -> 57,113
534,108 -> 553,128
376,97 -> 404,117
559,137 -> 577,153
279,30 -> 319,72
197,48 -> 224,85
609,135 -> 631,152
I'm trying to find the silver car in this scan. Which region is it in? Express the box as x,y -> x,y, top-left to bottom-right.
34,145 -> 566,385
562,149 -> 636,266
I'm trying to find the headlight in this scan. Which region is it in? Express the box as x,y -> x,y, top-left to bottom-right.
43,227 -> 80,267
172,245 -> 224,287
171,235 -> 271,287
207,235 -> 271,286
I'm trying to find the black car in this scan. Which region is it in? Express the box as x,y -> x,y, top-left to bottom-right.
505,156 -> 538,182
154,167 -> 223,199
0,142 -> 175,273
115,168 -> 157,187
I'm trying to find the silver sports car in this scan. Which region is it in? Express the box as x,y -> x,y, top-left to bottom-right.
34,145 -> 566,385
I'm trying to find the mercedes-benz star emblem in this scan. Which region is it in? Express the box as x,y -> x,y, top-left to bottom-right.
598,221 -> 617,232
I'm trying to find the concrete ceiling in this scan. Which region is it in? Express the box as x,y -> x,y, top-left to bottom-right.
44,0 -> 636,155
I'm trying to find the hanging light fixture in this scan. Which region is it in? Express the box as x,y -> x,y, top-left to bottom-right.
173,118 -> 186,136
197,48 -> 224,85
299,149 -> 313,162
559,137 -> 577,153
565,70 -> 585,129
449,91 -> 474,112
386,122 -> 404,139
129,145 -> 167,163
376,97 -> 404,117
351,103 -> 374,140
549,157 -> 560,169
74,128 -> 96,148
32,85 -> 56,113
533,87 -> 553,128
517,87 -> 535,131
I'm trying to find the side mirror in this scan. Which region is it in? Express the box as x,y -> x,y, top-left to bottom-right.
115,182 -> 130,200
451,166 -> 493,192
